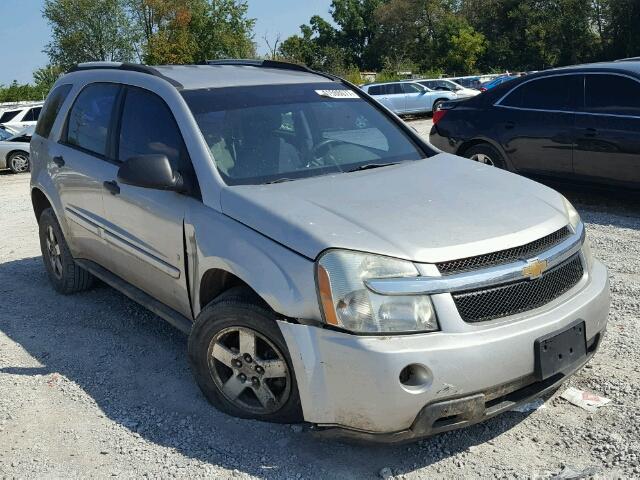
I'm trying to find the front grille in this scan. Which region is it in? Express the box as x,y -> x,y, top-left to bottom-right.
437,227 -> 571,275
453,254 -> 584,323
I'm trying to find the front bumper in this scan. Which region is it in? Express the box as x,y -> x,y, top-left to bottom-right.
278,259 -> 609,441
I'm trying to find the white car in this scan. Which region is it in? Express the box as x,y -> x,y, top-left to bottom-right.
417,79 -> 480,99
0,127 -> 31,173
361,81 -> 457,115
0,104 -> 43,132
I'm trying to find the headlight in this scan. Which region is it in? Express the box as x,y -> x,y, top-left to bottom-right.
316,250 -> 439,333
562,196 -> 581,231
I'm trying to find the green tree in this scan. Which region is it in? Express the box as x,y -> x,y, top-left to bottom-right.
43,0 -> 136,69
127,0 -> 255,64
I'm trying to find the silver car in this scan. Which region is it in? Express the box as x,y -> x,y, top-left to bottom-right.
30,60 -> 609,442
0,127 -> 31,173
361,80 -> 457,115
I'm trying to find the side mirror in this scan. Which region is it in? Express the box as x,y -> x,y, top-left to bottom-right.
117,154 -> 184,191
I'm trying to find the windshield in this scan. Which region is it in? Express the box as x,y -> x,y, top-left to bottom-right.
182,82 -> 425,185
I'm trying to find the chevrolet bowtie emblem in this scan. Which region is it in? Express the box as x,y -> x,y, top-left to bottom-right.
522,258 -> 548,279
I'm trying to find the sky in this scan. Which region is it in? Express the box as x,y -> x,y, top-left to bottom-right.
0,0 -> 333,86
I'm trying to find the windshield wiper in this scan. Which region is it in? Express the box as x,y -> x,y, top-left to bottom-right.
265,177 -> 295,184
345,162 -> 398,173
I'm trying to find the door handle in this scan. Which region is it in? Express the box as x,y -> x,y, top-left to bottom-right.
584,128 -> 597,137
103,180 -> 120,195
52,156 -> 65,167
504,121 -> 515,130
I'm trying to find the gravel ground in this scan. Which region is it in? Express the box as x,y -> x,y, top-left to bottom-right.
1,137 -> 639,479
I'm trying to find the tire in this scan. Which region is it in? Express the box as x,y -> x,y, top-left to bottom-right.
462,143 -> 507,169
188,287 -> 303,423
38,208 -> 95,294
431,99 -> 446,115
7,151 -> 30,174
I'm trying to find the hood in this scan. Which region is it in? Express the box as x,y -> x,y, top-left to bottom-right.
220,154 -> 569,263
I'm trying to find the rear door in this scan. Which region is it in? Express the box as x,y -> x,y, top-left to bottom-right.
573,73 -> 640,187
495,74 -> 579,176
53,83 -> 122,266
99,85 -> 197,317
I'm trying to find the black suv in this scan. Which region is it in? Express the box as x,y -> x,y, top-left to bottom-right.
429,61 -> 640,189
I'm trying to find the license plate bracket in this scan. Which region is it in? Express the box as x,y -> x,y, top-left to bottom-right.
534,320 -> 587,380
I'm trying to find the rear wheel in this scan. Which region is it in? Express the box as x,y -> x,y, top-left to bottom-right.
188,287 -> 302,423
431,99 -> 446,115
38,208 -> 95,294
8,151 -> 30,173
463,144 -> 506,169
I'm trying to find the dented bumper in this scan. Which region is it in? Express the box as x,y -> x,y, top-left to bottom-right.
278,259 -> 610,440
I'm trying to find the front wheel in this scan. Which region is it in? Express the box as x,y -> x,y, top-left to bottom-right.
8,151 -> 30,173
188,287 -> 303,423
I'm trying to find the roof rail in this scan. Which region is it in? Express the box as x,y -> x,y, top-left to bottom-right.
614,56 -> 640,62
204,59 -> 315,73
66,62 -> 183,88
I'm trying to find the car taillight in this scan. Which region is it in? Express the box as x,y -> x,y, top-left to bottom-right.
479,87 -> 487,92
432,108 -> 448,125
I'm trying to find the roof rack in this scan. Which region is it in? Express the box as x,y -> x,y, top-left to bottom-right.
66,62 -> 183,88
204,59 -> 340,82
204,59 -> 313,72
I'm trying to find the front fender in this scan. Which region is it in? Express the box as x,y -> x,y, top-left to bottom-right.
186,203 -> 322,322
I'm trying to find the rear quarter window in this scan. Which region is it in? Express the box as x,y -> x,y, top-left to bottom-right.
35,84 -> 72,138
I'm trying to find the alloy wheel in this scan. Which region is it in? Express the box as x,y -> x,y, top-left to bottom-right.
208,326 -> 291,415
470,153 -> 495,166
45,225 -> 63,279
10,154 -> 29,173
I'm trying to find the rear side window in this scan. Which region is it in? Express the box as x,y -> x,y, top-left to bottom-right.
501,75 -> 577,111
368,85 -> 382,96
118,87 -> 186,169
65,83 -> 120,157
585,74 -> 640,116
0,110 -> 20,123
36,84 -> 72,138
387,83 -> 403,94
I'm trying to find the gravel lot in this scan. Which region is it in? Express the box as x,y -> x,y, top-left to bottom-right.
1,128 -> 639,478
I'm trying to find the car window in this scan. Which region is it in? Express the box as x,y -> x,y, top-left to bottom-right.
585,74 -> 640,116
501,75 -> 577,111
182,82 -> 424,185
0,110 -> 20,123
368,85 -> 382,96
32,107 -> 42,121
388,83 -> 403,95
402,83 -> 422,94
118,87 -> 186,170
35,84 -> 72,138
65,83 -> 120,157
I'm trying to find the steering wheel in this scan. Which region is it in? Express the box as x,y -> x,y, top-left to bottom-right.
307,138 -> 344,169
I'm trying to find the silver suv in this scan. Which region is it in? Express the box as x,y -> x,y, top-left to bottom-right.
30,60 -> 609,442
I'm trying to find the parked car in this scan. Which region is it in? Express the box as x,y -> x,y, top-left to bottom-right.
416,79 -> 480,99
0,103 -> 43,132
430,61 -> 640,190
448,76 -> 482,90
360,81 -> 457,115
31,60 -> 609,442
479,75 -> 517,91
0,126 -> 32,173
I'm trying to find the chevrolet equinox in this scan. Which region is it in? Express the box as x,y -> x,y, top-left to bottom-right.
30,60 -> 610,442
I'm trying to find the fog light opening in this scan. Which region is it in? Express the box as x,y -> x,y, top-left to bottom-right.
399,364 -> 433,393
